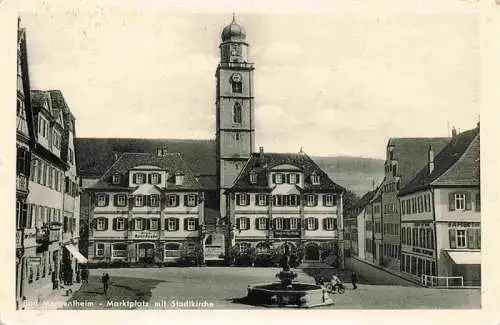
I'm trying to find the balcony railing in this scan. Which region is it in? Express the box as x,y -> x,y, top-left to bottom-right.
16,174 -> 28,192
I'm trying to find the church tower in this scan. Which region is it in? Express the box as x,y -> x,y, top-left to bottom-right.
216,15 -> 255,218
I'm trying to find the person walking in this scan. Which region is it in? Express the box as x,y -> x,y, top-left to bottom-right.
351,271 -> 358,290
81,267 -> 89,284
102,273 -> 110,296
51,270 -> 58,290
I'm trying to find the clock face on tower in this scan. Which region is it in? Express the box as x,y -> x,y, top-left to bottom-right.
231,73 -> 242,83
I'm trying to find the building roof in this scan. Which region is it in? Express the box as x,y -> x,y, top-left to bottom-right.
88,152 -> 203,191
75,138 -> 216,178
353,190 -> 377,210
399,127 -> 480,195
388,137 -> 450,189
228,152 -> 345,193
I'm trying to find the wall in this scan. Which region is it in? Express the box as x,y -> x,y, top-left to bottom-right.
357,208 -> 366,260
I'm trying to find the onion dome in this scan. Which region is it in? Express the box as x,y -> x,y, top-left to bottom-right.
221,14 -> 246,42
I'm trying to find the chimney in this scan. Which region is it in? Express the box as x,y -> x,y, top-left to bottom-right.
259,146 -> 265,165
451,127 -> 457,139
428,146 -> 434,174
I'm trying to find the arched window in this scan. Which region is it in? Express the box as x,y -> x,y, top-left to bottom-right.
232,81 -> 242,93
233,102 -> 242,123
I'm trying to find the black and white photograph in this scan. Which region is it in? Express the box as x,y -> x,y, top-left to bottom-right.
3,0 -> 498,322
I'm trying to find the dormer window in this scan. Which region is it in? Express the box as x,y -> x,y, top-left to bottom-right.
249,172 -> 257,184
112,174 -> 121,185
136,173 -> 145,184
288,173 -> 299,184
274,173 -> 283,184
311,173 -> 320,185
175,174 -> 185,185
150,173 -> 160,185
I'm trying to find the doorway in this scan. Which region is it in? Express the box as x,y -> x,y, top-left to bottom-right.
137,243 -> 155,264
305,243 -> 320,261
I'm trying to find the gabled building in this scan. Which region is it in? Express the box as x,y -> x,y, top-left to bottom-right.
225,148 -> 345,265
344,190 -> 376,260
378,137 -> 449,271
16,21 -> 36,309
398,126 -> 480,286
85,152 -> 206,266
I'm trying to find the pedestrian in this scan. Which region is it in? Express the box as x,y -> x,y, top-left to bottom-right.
51,270 -> 58,290
81,267 -> 88,284
102,272 -> 110,296
68,268 -> 74,285
351,271 -> 358,290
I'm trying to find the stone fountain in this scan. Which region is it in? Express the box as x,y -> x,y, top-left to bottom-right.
244,244 -> 333,308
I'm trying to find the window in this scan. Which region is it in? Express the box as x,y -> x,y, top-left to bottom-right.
307,218 -> 316,230
235,132 -> 240,141
454,193 -> 466,211
288,173 -> 298,184
401,201 -> 406,216
237,242 -> 251,253
135,173 -> 145,184
274,173 -> 283,184
238,217 -> 249,230
95,243 -> 105,257
48,167 -> 53,188
324,195 -> 335,207
233,102 -> 242,123
117,195 -> 126,207
96,218 -> 105,231
475,192 -> 481,211
135,219 -> 143,231
165,243 -> 180,257
324,218 -> 336,230
249,172 -> 257,184
274,218 -> 283,230
68,148 -> 74,164
53,131 -> 61,149
135,195 -> 144,207
186,219 -> 196,231
232,81 -> 242,94
167,195 -> 178,207
167,218 -> 177,231
258,218 -> 267,230
456,229 -> 466,248
290,218 -> 298,230
237,193 -> 248,206
151,173 -> 159,184
306,195 -> 316,207
150,219 -> 159,231
150,195 -> 159,207
311,173 -> 320,185
112,174 -> 121,184
186,194 -> 197,207
97,194 -> 106,207
257,194 -> 267,206
112,243 -> 127,258
116,218 -> 125,231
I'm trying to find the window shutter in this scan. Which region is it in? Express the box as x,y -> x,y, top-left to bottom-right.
184,195 -> 188,206
146,195 -> 151,207
334,219 -> 338,230
113,194 -> 118,207
158,174 -> 162,184
246,194 -> 250,206
175,195 -> 180,207
104,194 -> 109,206
112,218 -> 117,230
322,218 -> 327,230
465,193 -> 472,210
104,218 -> 109,231
195,219 -> 199,230
148,174 -> 152,184
265,195 -> 270,206
255,218 -> 259,230
128,219 -> 134,230
132,173 -> 137,184
448,193 -> 455,211
255,194 -> 260,206
272,174 -> 276,183
123,219 -> 128,230
467,229 -> 475,249
314,218 -> 319,230
449,229 -> 457,249
184,218 -> 188,231
235,218 -> 241,230
296,195 -> 301,206
286,174 -> 291,184
475,193 -> 481,211
475,229 -> 481,249
175,218 -> 180,231
245,217 -> 251,230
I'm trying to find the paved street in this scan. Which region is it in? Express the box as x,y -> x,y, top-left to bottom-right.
66,267 -> 480,309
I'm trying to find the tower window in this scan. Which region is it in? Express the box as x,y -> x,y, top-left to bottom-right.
233,103 -> 242,123
232,81 -> 242,93
235,132 -> 240,141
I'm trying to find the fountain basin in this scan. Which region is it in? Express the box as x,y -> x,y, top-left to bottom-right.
246,282 -> 333,308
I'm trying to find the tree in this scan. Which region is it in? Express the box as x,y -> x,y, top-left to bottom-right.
343,189 -> 360,213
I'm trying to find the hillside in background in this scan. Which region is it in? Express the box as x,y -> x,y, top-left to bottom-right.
311,156 -> 385,197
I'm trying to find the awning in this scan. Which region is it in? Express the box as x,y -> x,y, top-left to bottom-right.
64,244 -> 88,264
446,251 -> 481,265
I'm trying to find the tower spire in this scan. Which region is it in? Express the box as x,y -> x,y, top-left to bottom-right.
232,12 -> 236,22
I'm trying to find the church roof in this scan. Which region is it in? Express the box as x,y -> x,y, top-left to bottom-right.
227,152 -> 345,193
221,15 -> 246,42
399,127 -> 480,195
75,138 -> 217,181
88,152 -> 203,191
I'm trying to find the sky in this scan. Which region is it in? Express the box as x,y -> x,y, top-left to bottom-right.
19,1 -> 480,159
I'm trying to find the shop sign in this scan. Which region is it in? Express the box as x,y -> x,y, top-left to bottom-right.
273,230 -> 300,238
133,231 -> 159,240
